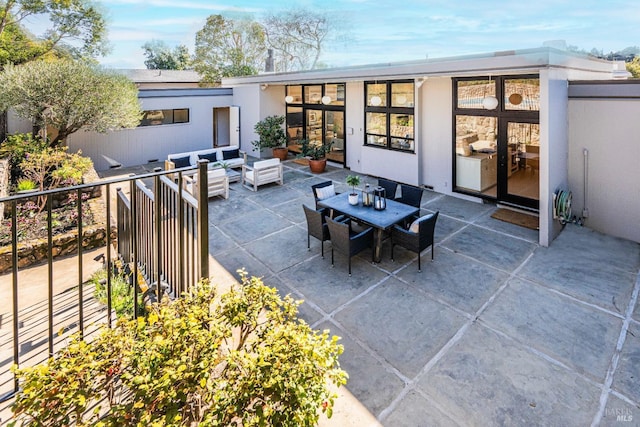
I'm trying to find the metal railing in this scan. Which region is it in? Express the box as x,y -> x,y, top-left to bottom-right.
0,161 -> 210,403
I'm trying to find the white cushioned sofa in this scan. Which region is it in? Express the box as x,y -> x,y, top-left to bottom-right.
165,146 -> 247,177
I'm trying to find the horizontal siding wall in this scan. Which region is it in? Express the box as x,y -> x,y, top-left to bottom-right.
568,81 -> 640,243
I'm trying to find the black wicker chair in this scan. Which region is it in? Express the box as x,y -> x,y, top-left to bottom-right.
303,204 -> 331,258
397,184 -> 423,208
391,211 -> 439,272
311,180 -> 342,217
377,178 -> 399,200
326,217 -> 373,276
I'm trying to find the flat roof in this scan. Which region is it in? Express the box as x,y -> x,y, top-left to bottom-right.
222,47 -> 615,86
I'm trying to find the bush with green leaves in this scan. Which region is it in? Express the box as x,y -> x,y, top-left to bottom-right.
91,266 -> 143,319
251,115 -> 287,151
0,133 -> 49,182
10,272 -> 347,426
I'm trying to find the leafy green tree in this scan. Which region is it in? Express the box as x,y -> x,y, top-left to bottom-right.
193,14 -> 266,85
0,0 -> 108,62
627,56 -> 640,78
263,9 -> 336,71
0,60 -> 141,147
142,39 -> 191,70
11,273 -> 347,426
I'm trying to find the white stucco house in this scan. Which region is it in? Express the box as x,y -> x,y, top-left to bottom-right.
7,46 -> 638,246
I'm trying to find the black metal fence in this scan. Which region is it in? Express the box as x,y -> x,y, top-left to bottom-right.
0,161 -> 210,404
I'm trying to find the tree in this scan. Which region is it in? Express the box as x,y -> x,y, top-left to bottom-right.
11,274 -> 347,426
627,56 -> 640,78
142,40 -> 191,70
0,60 -> 142,147
0,0 -> 108,63
193,14 -> 266,86
263,9 -> 334,72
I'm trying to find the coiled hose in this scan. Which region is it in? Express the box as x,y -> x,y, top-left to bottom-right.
554,190 -> 582,225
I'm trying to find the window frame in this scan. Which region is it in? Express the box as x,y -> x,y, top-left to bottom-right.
364,80 -> 415,152
139,108 -> 190,127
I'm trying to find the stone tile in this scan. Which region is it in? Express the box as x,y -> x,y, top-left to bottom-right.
334,278 -> 467,378
481,279 -> 622,381
417,324 -> 601,426
317,322 -> 405,418
442,225 -> 536,272
423,195 -> 493,222
212,247 -> 272,282
419,190 -> 443,205
398,249 -> 508,315
474,209 -> 539,242
600,394 -> 640,426
223,210 -> 293,244
634,302 -> 640,323
278,254 -> 387,314
246,185 -> 305,207
244,226 -> 312,274
272,197 -> 316,224
208,196 -> 260,224
282,168 -> 312,184
432,215 -> 467,243
550,224 -> 640,274
383,390 -> 462,427
519,243 -> 637,315
612,322 -> 640,403
263,276 -> 324,326
207,225 -> 238,255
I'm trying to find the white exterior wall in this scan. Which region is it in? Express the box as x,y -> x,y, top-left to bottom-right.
421,77 -> 453,193
568,97 -> 640,243
67,92 -> 234,171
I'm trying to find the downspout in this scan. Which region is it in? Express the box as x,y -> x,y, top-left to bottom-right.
582,148 -> 589,218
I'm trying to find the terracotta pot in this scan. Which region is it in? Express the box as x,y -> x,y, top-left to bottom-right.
308,158 -> 327,174
272,147 -> 289,161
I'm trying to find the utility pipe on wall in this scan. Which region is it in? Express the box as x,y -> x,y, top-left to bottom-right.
583,148 -> 589,218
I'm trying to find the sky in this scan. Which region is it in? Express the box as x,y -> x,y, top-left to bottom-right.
94,0 -> 639,69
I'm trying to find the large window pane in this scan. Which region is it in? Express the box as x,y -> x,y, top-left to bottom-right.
286,106 -> 303,153
455,115 -> 497,194
325,111 -> 344,163
366,112 -> 386,135
457,80 -> 496,109
304,85 -> 322,104
286,85 -> 302,104
505,78 -> 540,111
324,83 -> 345,106
139,109 -> 189,127
306,109 -> 323,145
366,83 -> 386,107
391,82 -> 414,107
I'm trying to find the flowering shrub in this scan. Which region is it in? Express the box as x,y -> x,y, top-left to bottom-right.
10,272 -> 347,426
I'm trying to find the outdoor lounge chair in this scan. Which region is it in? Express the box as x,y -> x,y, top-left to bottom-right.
326,217 -> 373,276
397,184 -> 423,208
241,158 -> 283,191
183,168 -> 229,199
391,211 -> 439,272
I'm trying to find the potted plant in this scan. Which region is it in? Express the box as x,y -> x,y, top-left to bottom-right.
346,174 -> 361,205
300,139 -> 333,173
251,115 -> 288,161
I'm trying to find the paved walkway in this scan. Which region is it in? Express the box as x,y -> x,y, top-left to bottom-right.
1,158 -> 638,425
206,160 -> 640,426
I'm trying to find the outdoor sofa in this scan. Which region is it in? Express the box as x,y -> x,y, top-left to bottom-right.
165,146 -> 247,178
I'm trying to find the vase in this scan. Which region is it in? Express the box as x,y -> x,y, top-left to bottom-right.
308,158 -> 327,173
348,193 -> 359,205
272,147 -> 289,161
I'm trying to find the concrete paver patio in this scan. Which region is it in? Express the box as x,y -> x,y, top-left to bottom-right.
209,160 -> 640,426
1,158 -> 638,426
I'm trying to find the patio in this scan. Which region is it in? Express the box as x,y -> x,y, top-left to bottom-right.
206,160 -> 640,426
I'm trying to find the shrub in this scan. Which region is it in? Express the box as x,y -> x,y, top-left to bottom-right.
10,272 -> 347,426
0,133 -> 49,182
91,266 -> 143,319
15,179 -> 37,192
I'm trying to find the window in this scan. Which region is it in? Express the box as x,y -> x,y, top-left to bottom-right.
139,109 -> 189,127
364,81 -> 414,151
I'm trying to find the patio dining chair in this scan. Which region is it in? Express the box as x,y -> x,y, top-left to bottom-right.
391,211 -> 439,272
397,184 -> 423,208
326,217 -> 373,276
303,204 -> 331,258
311,180 -> 342,218
377,178 -> 399,200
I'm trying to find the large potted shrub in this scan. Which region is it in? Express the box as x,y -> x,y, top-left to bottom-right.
300,139 -> 333,173
251,115 -> 288,160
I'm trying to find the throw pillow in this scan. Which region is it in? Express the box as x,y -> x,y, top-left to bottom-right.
198,152 -> 218,163
171,155 -> 191,168
315,184 -> 336,200
222,148 -> 240,160
409,213 -> 433,233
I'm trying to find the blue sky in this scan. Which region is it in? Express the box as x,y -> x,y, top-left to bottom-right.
98,0 -> 639,69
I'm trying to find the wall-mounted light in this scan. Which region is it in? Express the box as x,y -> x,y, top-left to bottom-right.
285,95 -> 294,103
321,95 -> 332,105
260,84 -> 269,91
416,77 -> 426,88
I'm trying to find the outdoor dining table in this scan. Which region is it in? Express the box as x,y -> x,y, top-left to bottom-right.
318,192 -> 420,262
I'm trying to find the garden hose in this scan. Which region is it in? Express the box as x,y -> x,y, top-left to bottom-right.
554,190 -> 582,225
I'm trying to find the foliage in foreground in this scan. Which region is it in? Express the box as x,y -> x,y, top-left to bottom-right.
11,272 -> 347,426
